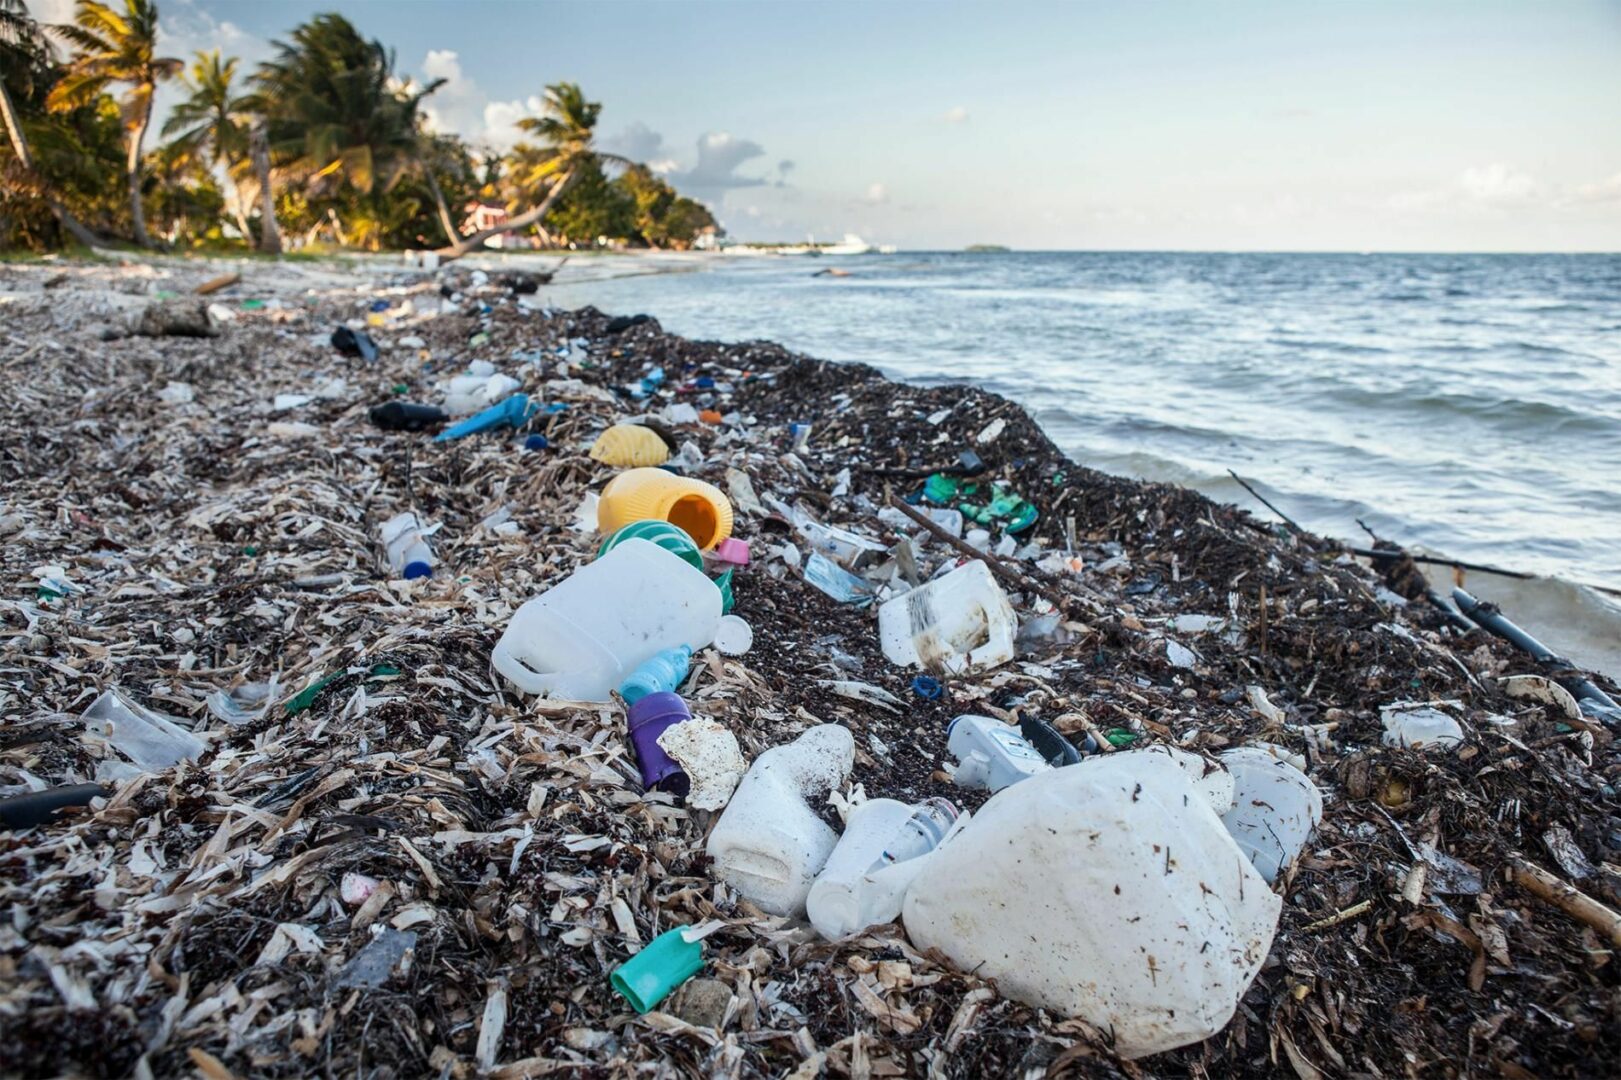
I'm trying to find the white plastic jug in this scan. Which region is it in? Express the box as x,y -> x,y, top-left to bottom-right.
946,714 -> 1052,792
903,749 -> 1282,1059
879,560 -> 1016,674
1219,746 -> 1323,883
706,725 -> 855,916
492,538 -> 721,701
807,797 -> 964,940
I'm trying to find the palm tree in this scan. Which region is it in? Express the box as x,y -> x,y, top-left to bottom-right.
437,82 -> 625,259
252,15 -> 441,216
46,0 -> 180,248
161,49 -> 254,241
0,0 -> 99,246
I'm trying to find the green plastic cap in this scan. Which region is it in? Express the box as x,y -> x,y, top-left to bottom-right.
610,927 -> 704,1014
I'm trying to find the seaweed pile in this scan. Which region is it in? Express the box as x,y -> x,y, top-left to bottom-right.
1,258 -> 1618,1078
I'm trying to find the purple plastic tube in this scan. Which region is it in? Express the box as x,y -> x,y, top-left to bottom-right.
627,692 -> 692,795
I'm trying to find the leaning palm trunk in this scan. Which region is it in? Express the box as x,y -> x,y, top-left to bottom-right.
126,94 -> 153,247
417,159 -> 460,247
434,168 -> 578,261
227,173 -> 252,244
249,124 -> 280,254
0,80 -> 100,248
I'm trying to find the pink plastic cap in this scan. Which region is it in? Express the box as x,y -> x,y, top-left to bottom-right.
712,538 -> 750,566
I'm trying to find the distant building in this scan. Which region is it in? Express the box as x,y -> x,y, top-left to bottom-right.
460,203 -> 541,249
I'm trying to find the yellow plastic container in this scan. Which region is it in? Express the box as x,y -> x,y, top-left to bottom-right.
590,423 -> 671,467
598,468 -> 735,550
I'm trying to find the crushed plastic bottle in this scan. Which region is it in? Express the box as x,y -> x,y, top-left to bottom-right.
82,688 -> 206,777
379,511 -> 434,579
807,797 -> 962,940
706,725 -> 855,916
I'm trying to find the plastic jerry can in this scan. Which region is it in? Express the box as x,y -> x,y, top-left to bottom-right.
706,725 -> 855,916
807,797 -> 962,940
903,749 -> 1282,1059
878,560 -> 1017,674
946,714 -> 1052,792
491,538 -> 720,701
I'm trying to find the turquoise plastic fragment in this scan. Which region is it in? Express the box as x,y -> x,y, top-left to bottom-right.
610,927 -> 703,1013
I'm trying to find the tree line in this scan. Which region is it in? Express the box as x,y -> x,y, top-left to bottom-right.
0,0 -> 720,255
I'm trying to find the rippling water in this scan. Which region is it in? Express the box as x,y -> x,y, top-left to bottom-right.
487,250 -> 1621,672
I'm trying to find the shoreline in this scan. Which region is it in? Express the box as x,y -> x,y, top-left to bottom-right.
1,256 -> 1617,1076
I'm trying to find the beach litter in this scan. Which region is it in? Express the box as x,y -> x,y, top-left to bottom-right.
1,256 -> 1616,1078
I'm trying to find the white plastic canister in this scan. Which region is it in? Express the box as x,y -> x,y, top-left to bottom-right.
492,538 -> 721,700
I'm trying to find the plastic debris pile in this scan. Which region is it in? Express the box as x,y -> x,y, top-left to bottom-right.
0,256 -> 1618,1078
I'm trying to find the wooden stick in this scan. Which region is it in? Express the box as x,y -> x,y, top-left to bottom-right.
885,494 -> 1097,615
1302,899 -> 1372,933
1227,469 -> 1304,534
195,272 -> 241,295
1510,855 -> 1621,948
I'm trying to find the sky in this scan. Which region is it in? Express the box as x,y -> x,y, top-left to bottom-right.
34,0 -> 1621,251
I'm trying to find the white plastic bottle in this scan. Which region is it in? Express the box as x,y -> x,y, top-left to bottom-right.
706,725 -> 855,916
380,511 -> 434,579
492,538 -> 721,700
807,797 -> 961,940
946,714 -> 1052,791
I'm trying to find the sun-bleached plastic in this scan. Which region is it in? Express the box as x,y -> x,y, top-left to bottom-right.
706,725 -> 855,916
903,749 -> 1282,1059
878,560 -> 1016,674
1219,746 -> 1323,883
598,467 -> 735,550
492,538 -> 721,700
807,797 -> 963,940
947,714 -> 1052,792
590,423 -> 671,467
1380,703 -> 1463,750
379,511 -> 434,579
82,689 -> 205,775
442,371 -> 521,416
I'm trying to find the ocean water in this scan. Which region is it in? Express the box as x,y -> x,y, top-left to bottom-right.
485,250 -> 1621,673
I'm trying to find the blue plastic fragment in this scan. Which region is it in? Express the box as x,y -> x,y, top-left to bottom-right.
434,394 -> 538,443
912,675 -> 944,700
524,434 -> 549,450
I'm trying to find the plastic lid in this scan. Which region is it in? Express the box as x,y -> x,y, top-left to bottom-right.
713,615 -> 753,656
403,561 -> 432,579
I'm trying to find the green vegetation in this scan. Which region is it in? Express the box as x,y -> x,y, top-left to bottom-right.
0,1 -> 720,255
965,243 -> 1010,252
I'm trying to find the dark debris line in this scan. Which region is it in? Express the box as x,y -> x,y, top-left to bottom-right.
0,259 -> 1618,1078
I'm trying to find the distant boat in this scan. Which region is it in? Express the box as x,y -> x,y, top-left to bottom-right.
823,233 -> 874,255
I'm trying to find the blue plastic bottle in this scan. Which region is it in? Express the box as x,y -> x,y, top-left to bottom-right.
620,645 -> 693,705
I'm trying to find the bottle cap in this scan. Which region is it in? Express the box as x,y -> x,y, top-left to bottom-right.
713,616 -> 753,656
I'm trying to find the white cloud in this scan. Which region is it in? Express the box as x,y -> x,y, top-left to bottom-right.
863,182 -> 889,205
667,132 -> 770,193
943,105 -> 969,124
1390,163 -> 1542,213
481,95 -> 545,151
1457,163 -> 1538,206
1576,171 -> 1621,204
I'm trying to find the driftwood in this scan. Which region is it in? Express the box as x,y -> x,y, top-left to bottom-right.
1510,856 -> 1621,948
194,272 -> 241,295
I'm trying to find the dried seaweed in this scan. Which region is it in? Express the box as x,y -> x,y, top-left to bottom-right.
1,257 -> 1618,1078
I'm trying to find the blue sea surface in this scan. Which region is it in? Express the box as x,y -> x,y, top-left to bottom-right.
501,250 -> 1621,667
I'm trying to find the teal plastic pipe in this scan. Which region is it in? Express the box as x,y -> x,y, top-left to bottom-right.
609,926 -> 704,1013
